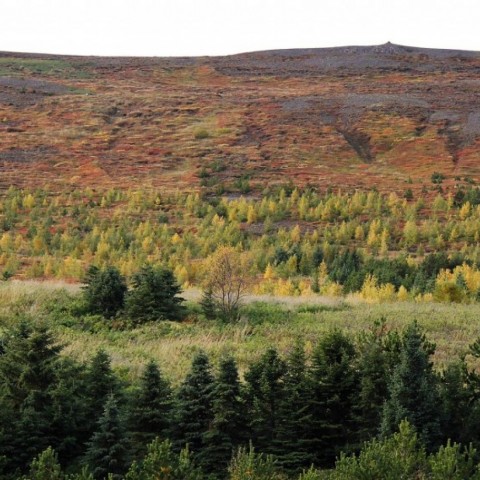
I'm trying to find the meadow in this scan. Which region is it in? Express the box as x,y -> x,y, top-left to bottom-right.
2,280 -> 480,383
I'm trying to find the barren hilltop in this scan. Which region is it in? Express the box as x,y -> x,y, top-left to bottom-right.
1,43 -> 480,193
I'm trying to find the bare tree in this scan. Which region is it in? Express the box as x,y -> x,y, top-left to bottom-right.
202,246 -> 249,322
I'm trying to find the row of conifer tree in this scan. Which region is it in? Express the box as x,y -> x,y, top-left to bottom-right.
2,319 -> 480,478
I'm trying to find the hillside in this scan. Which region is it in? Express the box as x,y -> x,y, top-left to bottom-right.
2,43 -> 480,193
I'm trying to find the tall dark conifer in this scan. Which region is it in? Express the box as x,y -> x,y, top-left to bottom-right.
174,351 -> 215,457
244,348 -> 287,454
276,341 -> 313,472
201,356 -> 246,476
85,394 -> 129,480
353,321 -> 400,445
0,321 -> 62,473
129,360 -> 173,455
308,330 -> 358,467
381,321 -> 441,450
83,350 -> 119,444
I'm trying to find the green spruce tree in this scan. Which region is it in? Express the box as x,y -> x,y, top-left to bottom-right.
308,330 -> 358,467
27,446 -> 63,480
83,265 -> 127,318
276,341 -> 313,473
125,438 -> 203,480
244,348 -> 287,455
381,321 -> 441,450
200,356 -> 246,476
83,350 -> 119,444
125,265 -> 185,323
85,394 -> 129,480
174,351 -> 215,458
129,360 -> 173,455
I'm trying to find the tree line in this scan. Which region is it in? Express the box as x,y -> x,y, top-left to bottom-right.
3,319 -> 480,478
3,186 -> 480,301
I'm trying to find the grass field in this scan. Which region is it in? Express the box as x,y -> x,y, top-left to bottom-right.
1,280 -> 480,384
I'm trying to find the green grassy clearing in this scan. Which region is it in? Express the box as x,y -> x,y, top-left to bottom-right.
1,281 -> 479,384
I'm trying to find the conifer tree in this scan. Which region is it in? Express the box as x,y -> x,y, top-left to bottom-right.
381,321 -> 441,450
276,342 -> 313,472
174,351 -> 215,457
0,322 -> 62,472
308,330 -> 358,467
85,394 -> 129,480
27,446 -> 63,480
200,356 -> 246,475
125,438 -> 203,480
83,265 -> 127,318
0,321 -> 61,409
83,350 -> 119,442
244,348 -> 287,454
199,287 -> 217,320
353,322 -> 398,444
125,265 -> 185,323
129,360 -> 173,455
439,361 -> 475,446
228,444 -> 281,480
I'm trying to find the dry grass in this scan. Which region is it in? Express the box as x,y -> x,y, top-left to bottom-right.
2,281 -> 480,384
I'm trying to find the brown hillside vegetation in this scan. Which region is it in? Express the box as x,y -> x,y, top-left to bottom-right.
1,43 -> 480,193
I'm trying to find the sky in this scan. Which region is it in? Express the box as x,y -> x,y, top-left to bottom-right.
2,0 -> 480,57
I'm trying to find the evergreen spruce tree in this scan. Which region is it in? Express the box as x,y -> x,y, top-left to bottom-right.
381,321 -> 441,450
308,330 -> 358,467
0,322 -> 62,472
50,358 -> 89,465
129,360 -> 173,455
83,350 -> 119,443
439,361 -> 474,445
27,446 -> 63,480
174,351 -> 215,458
200,356 -> 246,476
85,394 -> 129,480
353,321 -> 399,445
0,321 -> 61,409
83,265 -> 127,318
244,348 -> 287,454
199,287 -> 217,320
125,265 -> 185,323
13,393 -> 52,473
276,341 -> 313,473
125,438 -> 203,480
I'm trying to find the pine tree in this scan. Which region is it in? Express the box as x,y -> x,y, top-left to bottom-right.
332,420 -> 427,479
244,348 -> 287,454
381,322 -> 441,450
200,356 -> 246,475
82,265 -> 127,318
228,444 -> 281,480
27,446 -> 63,480
125,265 -> 185,323
125,438 -> 203,480
0,322 -> 63,472
49,358 -> 89,465
276,341 -> 313,472
85,394 -> 129,480
129,360 -> 173,455
353,321 -> 398,445
308,330 -> 358,467
174,351 -> 215,457
0,321 -> 61,409
439,361 -> 474,445
199,287 -> 217,320
83,350 -> 119,443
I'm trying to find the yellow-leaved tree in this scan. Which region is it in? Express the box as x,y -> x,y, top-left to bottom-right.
201,246 -> 250,322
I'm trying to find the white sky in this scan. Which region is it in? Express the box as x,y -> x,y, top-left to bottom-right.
2,0 -> 480,57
